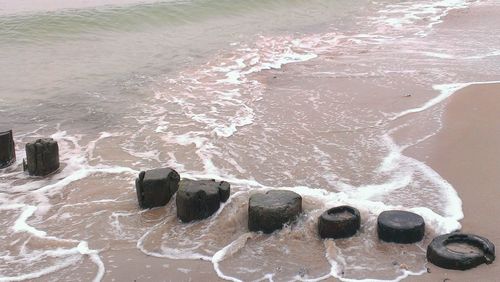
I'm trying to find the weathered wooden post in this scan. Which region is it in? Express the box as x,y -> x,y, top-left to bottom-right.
23,138 -> 60,176
248,190 -> 302,233
136,168 -> 180,209
0,130 -> 16,169
176,179 -> 231,222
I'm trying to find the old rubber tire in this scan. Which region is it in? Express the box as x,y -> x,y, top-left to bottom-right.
318,206 -> 360,239
377,210 -> 425,243
427,233 -> 496,270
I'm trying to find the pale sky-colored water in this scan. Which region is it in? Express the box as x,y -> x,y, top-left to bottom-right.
0,0 -> 165,14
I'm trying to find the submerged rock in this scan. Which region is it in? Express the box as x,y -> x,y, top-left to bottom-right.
248,190 -> 302,234
0,130 -> 16,169
135,168 -> 180,209
23,138 -> 60,176
176,179 -> 231,222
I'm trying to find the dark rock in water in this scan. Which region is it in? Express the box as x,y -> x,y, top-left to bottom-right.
318,205 -> 361,239
427,233 -> 495,270
248,190 -> 302,234
377,210 -> 425,244
23,138 -> 59,176
0,130 -> 16,169
135,168 -> 180,209
176,179 -> 230,222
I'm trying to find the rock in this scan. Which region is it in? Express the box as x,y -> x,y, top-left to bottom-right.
318,205 -> 361,239
377,210 -> 425,243
23,138 -> 60,176
248,190 -> 302,234
176,179 -> 230,222
135,168 -> 180,209
427,233 -> 495,270
0,130 -> 16,169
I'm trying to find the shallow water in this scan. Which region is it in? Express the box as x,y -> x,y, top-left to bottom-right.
1,0 -> 500,281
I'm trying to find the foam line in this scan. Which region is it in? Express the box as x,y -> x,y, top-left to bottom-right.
255,273 -> 275,282
321,241 -> 426,282
409,207 -> 461,233
13,205 -> 47,237
465,50 -> 500,60
407,156 -> 463,221
375,132 -> 463,232
136,220 -> 212,261
77,241 -> 106,282
211,233 -> 254,282
0,256 -> 82,282
7,204 -> 105,282
391,80 -> 500,120
390,83 -> 466,120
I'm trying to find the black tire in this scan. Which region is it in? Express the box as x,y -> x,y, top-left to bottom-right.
427,233 -> 495,270
377,210 -> 425,244
318,206 -> 361,239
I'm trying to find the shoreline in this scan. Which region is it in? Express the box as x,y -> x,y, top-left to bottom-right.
406,82 -> 500,281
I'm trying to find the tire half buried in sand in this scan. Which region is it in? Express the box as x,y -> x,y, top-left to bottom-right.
427,233 -> 496,270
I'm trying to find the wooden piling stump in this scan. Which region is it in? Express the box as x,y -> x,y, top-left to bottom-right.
23,138 -> 60,176
0,130 -> 16,169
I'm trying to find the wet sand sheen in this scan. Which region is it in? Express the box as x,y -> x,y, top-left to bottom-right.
407,83 -> 500,281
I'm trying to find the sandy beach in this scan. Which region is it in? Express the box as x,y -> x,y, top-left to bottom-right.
407,83 -> 500,281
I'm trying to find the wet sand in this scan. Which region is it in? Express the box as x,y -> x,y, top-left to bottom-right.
406,83 -> 500,281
